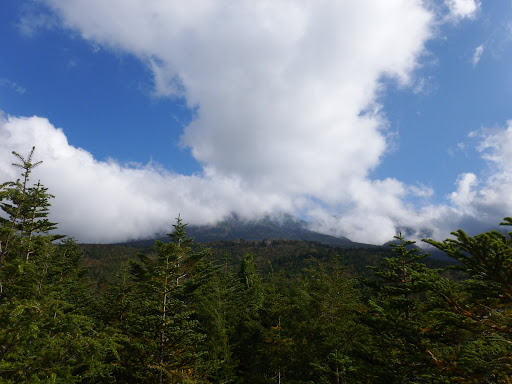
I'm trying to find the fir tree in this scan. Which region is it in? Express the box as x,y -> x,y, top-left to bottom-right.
192,257 -> 244,383
362,234 -> 440,382
424,222 -> 512,382
0,148 -> 116,383
112,216 -> 212,383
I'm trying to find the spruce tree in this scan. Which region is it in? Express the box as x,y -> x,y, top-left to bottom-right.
0,148 -> 116,383
424,222 -> 512,382
363,234 -> 440,382
234,252 -> 267,382
192,256 -> 245,383
300,258 -> 366,384
112,216 -> 211,383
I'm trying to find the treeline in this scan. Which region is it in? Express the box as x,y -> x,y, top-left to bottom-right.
1,149 -> 512,383
81,239 -> 446,285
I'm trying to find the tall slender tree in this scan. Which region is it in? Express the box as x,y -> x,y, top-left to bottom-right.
113,216 -> 212,383
362,234 -> 440,382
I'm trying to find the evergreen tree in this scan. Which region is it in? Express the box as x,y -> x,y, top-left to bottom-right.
424,221 -> 512,382
239,252 -> 264,309
362,234 -> 440,382
111,216 -> 212,383
300,258 -> 367,384
234,252 -> 267,383
193,257 -> 244,383
258,258 -> 369,384
0,148 -> 116,383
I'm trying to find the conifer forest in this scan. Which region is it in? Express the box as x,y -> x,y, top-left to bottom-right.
1,149 -> 512,383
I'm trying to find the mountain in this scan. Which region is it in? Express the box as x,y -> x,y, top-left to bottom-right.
83,215 -> 454,283
185,214 -> 360,246
123,214 -> 371,248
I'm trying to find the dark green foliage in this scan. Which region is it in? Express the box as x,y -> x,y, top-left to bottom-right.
80,243 -> 143,286
4,147 -> 512,383
424,223 -> 512,382
360,235 -> 441,382
265,258 -> 368,383
192,260 -> 244,383
104,216 -> 213,383
239,252 -> 264,309
81,239 -> 405,286
0,148 -> 116,383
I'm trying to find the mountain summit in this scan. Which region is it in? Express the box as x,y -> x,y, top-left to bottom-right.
157,214 -> 372,248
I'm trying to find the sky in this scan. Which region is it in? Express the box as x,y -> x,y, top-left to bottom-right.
1,0 -> 512,244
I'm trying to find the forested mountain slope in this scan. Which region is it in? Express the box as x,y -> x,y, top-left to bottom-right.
82,238 -> 450,284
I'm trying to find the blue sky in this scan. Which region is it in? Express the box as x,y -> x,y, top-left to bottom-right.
0,1 -> 199,174
1,0 -> 512,244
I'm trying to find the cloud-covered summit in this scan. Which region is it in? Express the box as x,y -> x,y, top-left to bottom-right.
0,114 -> 295,242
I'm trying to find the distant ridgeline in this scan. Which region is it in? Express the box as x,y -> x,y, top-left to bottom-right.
120,214 -> 363,247
81,215 -> 450,283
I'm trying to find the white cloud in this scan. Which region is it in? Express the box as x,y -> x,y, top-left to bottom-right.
6,0 -> 430,242
408,184 -> 434,198
450,173 -> 477,210
0,114 -> 295,242
444,0 -> 480,20
39,1 -> 433,197
3,114 -> 512,246
449,123 -> 512,225
477,121 -> 512,169
308,120 -> 512,243
3,1 -> 508,245
472,44 -> 484,66
437,122 -> 512,234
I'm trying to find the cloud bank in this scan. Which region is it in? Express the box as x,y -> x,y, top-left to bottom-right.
1,1 -> 509,244
0,114 -> 296,242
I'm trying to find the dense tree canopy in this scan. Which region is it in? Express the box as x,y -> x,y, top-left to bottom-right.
1,148 -> 511,383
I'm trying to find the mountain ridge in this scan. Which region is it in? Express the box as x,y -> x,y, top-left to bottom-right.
118,214 -> 375,248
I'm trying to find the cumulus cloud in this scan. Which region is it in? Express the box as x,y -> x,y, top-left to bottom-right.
308,120 -> 512,244
7,0 -> 431,242
40,1 -> 432,194
2,1 -> 509,244
477,122 -> 512,168
450,173 -> 478,210
443,122 -> 512,228
444,0 -> 480,20
0,114 -> 295,242
436,123 -> 512,234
